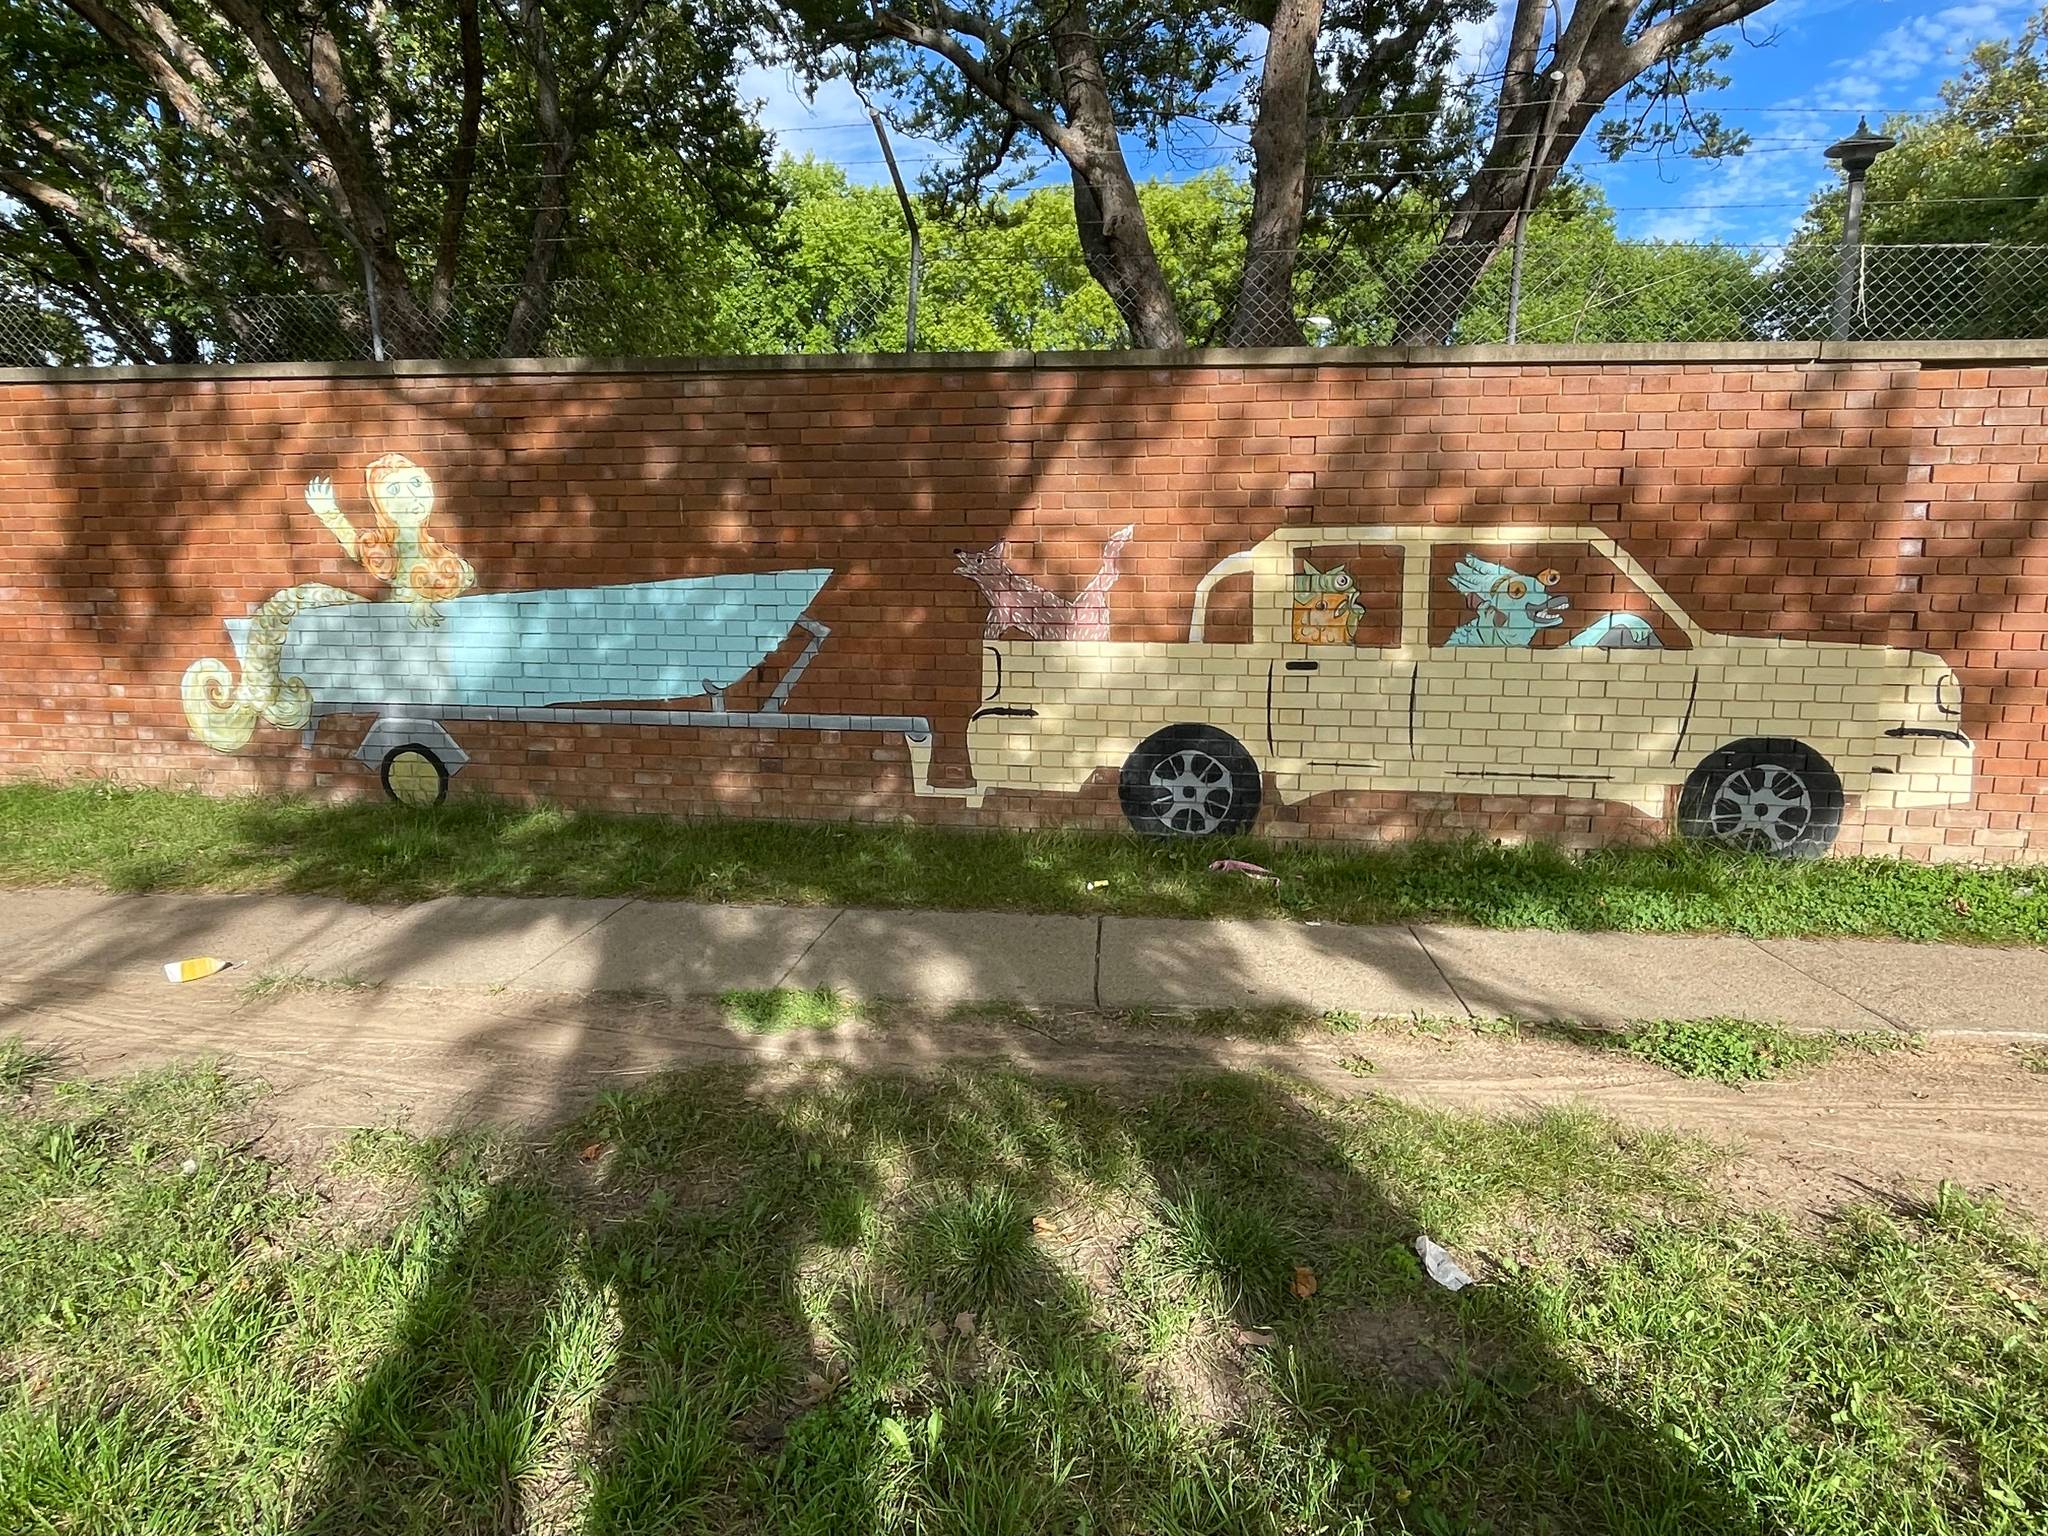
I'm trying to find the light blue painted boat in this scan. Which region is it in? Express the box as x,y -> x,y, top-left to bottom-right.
226,570 -> 833,710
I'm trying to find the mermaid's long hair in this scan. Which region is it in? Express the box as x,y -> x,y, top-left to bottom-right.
180,582 -> 363,751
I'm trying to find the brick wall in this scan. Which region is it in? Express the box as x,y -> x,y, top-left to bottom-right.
1,347 -> 2043,861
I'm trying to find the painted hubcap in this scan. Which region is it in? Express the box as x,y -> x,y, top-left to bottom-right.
387,749 -> 443,808
1148,749 -> 1234,835
1708,762 -> 1813,852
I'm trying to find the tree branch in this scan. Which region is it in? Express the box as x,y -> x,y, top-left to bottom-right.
868,1 -> 1080,158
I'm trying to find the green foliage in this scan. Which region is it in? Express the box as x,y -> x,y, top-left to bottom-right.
0,0 -> 773,362
1780,6 -> 2048,337
718,164 -> 1781,349
1620,1018 -> 1912,1086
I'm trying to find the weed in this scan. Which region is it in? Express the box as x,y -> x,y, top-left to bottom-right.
1621,1017 -> 1913,1086
718,986 -> 863,1032
1338,1054 -> 1379,1077
0,1037 -> 57,1092
2021,1047 -> 2048,1075
237,969 -> 377,1002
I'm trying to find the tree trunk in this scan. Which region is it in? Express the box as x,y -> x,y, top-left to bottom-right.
1390,183 -> 1522,344
429,0 -> 484,315
1050,7 -> 1184,349
1228,0 -> 1325,347
501,0 -> 574,358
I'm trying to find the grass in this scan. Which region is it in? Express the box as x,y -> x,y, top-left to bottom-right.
6,780 -> 2048,943
2,1049 -> 2043,1534
720,986 -> 866,1032
1618,1017 -> 1916,1086
236,969 -> 378,1003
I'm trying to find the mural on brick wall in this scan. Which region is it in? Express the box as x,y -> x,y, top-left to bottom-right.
1290,561 -> 1367,645
180,453 -> 861,807
955,524 -> 1135,640
962,524 -> 1976,858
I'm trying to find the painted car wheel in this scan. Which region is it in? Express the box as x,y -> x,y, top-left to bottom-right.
1119,725 -> 1262,838
380,744 -> 450,808
1677,738 -> 1843,859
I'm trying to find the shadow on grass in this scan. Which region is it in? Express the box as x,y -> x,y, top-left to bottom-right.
282,1066 -> 1777,1535
6,780 -> 2047,942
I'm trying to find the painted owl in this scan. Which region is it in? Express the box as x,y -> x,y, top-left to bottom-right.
1291,560 -> 1366,645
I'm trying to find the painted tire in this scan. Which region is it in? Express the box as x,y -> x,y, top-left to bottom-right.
380,744 -> 450,808
1677,737 -> 1843,859
1119,724 -> 1262,838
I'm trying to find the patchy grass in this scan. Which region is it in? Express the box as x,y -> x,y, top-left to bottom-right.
1619,1017 -> 1915,1086
1337,1053 -> 1379,1077
2,1056 -> 2043,1534
720,986 -> 866,1032
6,780 -> 2048,943
0,1037 -> 57,1093
236,969 -> 378,1003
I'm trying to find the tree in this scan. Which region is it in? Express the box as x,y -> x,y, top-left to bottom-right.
1389,0 -> 1771,342
714,159 -> 1773,351
1773,5 -> 2047,339
715,157 -> 1246,352
0,0 -> 774,361
804,0 -> 1776,348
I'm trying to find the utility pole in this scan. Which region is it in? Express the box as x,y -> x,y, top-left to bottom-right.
1823,117 -> 1896,341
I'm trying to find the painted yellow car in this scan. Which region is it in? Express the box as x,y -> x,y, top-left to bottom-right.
964,524 -> 1973,856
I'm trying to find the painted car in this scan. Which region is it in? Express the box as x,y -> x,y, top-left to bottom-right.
963,524 -> 1974,856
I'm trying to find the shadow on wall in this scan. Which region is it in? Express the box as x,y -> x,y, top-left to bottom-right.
14,358 -> 2047,848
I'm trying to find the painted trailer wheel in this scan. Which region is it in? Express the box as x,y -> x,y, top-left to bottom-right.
1119,724 -> 1262,838
380,744 -> 450,808
1677,737 -> 1842,859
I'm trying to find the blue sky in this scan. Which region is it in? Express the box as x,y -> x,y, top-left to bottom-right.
741,0 -> 2040,246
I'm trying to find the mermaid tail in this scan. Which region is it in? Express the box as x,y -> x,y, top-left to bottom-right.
182,582 -> 363,751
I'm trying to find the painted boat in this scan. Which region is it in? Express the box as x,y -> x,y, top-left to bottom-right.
226,570 -> 833,711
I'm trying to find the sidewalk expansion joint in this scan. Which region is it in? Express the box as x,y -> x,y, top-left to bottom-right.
503,897 -> 636,989
1091,918 -> 1104,1011
1405,925 -> 1474,1019
1741,935 -> 1904,1032
775,907 -> 846,988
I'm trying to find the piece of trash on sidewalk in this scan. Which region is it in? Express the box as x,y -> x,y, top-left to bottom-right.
163,956 -> 229,985
1208,859 -> 1278,883
1414,1235 -> 1474,1291
1085,880 -> 1109,891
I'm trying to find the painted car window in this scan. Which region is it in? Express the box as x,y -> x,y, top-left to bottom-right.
1290,546 -> 1402,647
1427,544 -> 1689,652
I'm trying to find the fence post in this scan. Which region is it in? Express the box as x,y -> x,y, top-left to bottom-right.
870,112 -> 920,353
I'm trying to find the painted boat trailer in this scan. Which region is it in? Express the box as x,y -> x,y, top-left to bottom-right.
306,618 -> 985,808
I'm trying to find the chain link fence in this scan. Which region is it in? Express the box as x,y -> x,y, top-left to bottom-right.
4,241 -> 2044,367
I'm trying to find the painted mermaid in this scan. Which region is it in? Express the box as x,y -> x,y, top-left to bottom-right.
182,453 -> 476,751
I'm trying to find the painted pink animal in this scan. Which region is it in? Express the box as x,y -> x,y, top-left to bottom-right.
955,524 -> 1137,641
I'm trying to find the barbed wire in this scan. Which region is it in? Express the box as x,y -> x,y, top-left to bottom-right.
2,238 -> 2042,368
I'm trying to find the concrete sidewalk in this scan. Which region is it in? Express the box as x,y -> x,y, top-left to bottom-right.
2,887 -> 2044,1035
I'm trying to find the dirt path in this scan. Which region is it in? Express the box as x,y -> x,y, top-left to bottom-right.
6,973 -> 2045,1224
